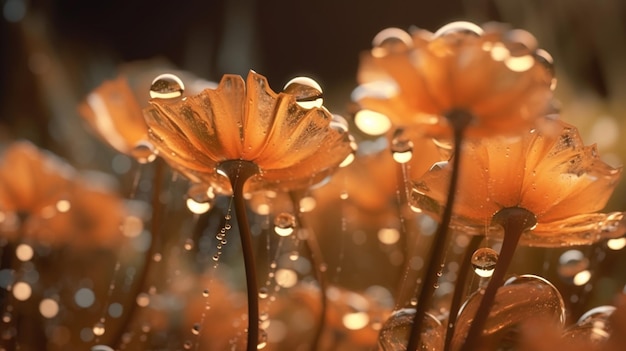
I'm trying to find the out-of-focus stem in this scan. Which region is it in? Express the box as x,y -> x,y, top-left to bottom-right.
406,110 -> 471,351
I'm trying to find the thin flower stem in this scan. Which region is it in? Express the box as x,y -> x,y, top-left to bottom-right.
459,207 -> 536,351
112,158 -> 165,348
289,191 -> 328,351
406,110 -> 471,351
443,235 -> 484,351
219,160 -> 260,351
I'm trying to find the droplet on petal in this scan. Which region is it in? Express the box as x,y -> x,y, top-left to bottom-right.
433,21 -> 483,38
130,140 -> 157,164
149,73 -> 185,99
371,27 -> 413,57
354,109 -> 391,136
283,77 -> 323,109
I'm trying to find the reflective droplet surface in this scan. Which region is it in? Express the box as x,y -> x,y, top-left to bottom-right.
283,77 -> 323,109
183,238 -> 194,251
149,73 -> 185,99
371,27 -> 413,57
391,129 -> 414,164
471,248 -> 499,278
452,274 -> 565,350
433,21 -> 483,38
354,109 -> 391,136
257,328 -> 268,349
259,287 -> 269,299
562,305 -> 615,344
378,308 -> 443,351
130,141 -> 157,164
558,249 -> 589,283
191,323 -> 201,335
92,322 -> 105,336
274,212 -> 296,237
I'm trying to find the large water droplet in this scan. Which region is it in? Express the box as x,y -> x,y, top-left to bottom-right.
371,28 -> 413,57
378,308 -> 443,351
433,21 -> 483,38
283,77 -> 323,109
562,305 -> 615,344
471,248 -> 498,278
150,73 -> 185,99
130,140 -> 157,164
274,212 -> 296,237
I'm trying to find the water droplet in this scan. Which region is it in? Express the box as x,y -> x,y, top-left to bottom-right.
186,198 -> 212,214
471,248 -> 498,278
409,297 -> 418,306
558,249 -> 589,283
202,289 -> 209,298
212,254 -> 219,261
150,73 -> 185,99
283,77 -> 323,109
371,27 -> 413,57
330,114 -> 349,133
275,269 -> 298,288
259,287 -> 269,299
289,251 -> 299,261
183,238 -> 194,251
354,109 -> 391,136
92,322 -> 105,336
257,328 -> 268,349
130,140 -> 157,164
391,132 -> 414,164
339,191 -> 349,200
259,312 -> 269,321
191,323 -> 201,335
299,196 -> 317,212
186,184 -> 216,204
183,340 -> 193,350
274,212 -> 296,237
433,21 -> 483,38
342,312 -> 370,330
378,308 -> 443,351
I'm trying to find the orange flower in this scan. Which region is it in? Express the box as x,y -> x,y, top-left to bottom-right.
0,141 -> 126,248
143,70 -> 354,193
78,61 -> 217,162
354,21 -> 555,138
411,119 -> 624,246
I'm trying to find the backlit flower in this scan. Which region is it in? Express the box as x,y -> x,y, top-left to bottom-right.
411,119 -> 624,247
78,61 -> 217,162
0,141 -> 126,248
354,21 -> 555,138
143,70 -> 354,193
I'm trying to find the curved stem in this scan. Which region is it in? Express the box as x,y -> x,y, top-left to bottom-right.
459,207 -> 536,351
218,160 -> 259,351
112,158 -> 165,348
406,110 -> 471,351
289,191 -> 328,351
443,235 -> 483,351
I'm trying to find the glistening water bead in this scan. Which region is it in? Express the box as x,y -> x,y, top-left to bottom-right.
149,73 -> 185,99
283,77 -> 323,109
130,140 -> 157,164
471,247 -> 499,278
274,212 -> 296,237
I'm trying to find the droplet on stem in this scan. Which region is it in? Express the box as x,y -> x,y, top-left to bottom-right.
274,212 -> 296,237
